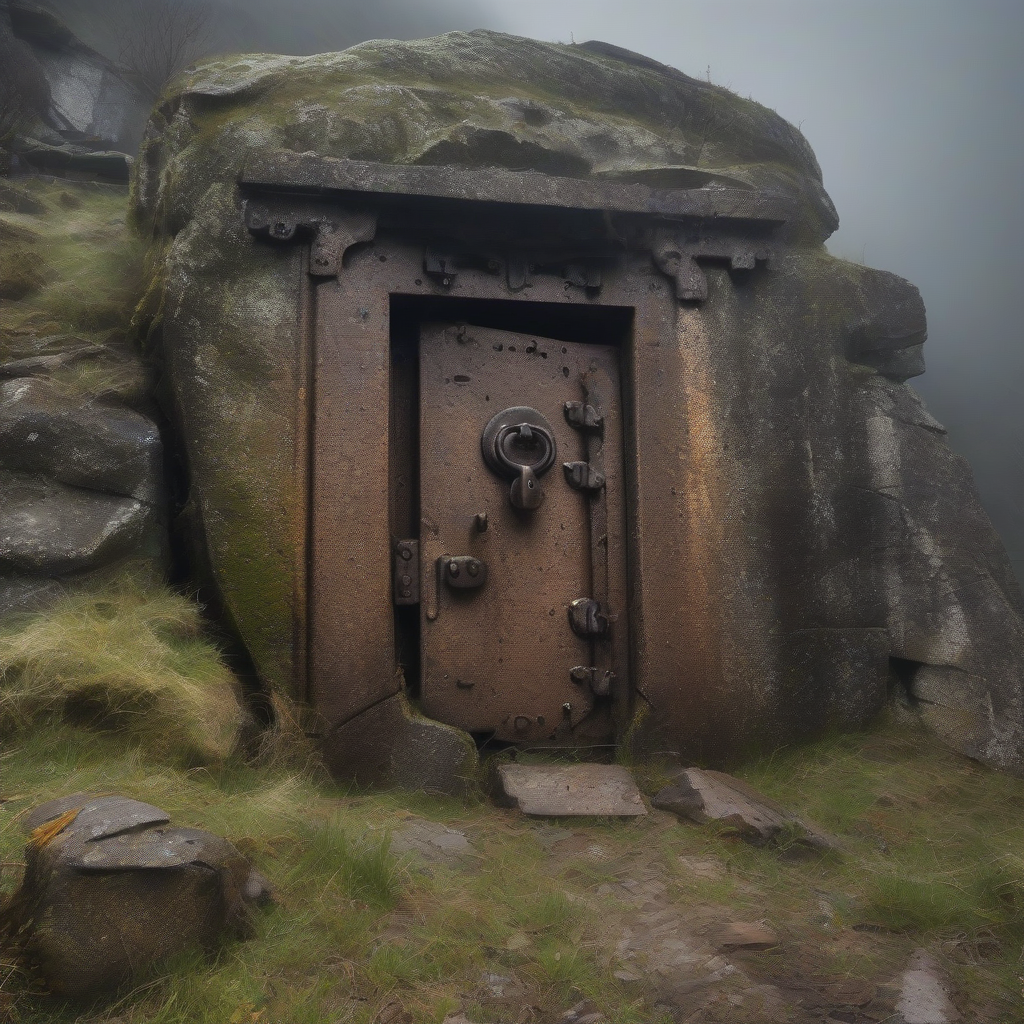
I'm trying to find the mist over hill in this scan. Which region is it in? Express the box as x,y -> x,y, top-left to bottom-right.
42,0 -> 484,61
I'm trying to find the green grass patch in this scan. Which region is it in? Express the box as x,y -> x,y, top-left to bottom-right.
1,712 -> 1023,1021
0,179 -> 143,341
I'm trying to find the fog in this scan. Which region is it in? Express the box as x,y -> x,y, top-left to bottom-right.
54,0 -> 1024,584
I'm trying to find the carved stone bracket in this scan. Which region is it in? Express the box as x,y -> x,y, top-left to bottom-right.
653,228 -> 771,303
244,200 -> 377,278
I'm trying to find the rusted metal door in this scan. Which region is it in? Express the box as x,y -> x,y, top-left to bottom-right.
418,322 -> 628,745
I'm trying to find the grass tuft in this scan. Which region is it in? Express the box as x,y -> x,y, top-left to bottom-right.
294,816 -> 402,910
0,579 -> 246,765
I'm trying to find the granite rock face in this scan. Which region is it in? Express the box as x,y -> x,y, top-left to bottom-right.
131,31 -> 1024,773
0,378 -> 165,614
1,794 -> 269,997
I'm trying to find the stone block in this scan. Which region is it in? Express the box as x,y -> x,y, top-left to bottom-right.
496,763 -> 647,817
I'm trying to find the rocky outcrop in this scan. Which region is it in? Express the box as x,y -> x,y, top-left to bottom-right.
858,375 -> 1024,770
0,179 -> 167,620
0,378 -> 161,502
129,31 -> 1024,773
0,379 -> 165,610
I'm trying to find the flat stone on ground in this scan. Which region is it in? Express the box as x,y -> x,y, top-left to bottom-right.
896,950 -> 960,1023
390,818 -> 474,867
653,768 -> 839,851
496,763 -> 647,817
714,921 -> 780,951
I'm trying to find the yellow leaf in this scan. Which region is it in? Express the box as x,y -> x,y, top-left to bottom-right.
29,808 -> 80,849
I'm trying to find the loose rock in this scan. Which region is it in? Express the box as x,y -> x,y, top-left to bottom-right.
496,763 -> 647,817
0,378 -> 163,503
713,921 -> 780,951
653,768 -> 839,852
0,793 -> 270,997
390,817 -> 474,867
0,472 -> 159,575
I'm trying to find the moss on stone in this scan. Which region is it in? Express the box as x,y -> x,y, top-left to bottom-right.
153,183 -> 304,693
133,31 -> 838,243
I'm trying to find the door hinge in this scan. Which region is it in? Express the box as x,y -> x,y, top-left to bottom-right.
568,598 -> 609,637
570,665 -> 616,696
562,461 -> 606,492
393,539 -> 419,605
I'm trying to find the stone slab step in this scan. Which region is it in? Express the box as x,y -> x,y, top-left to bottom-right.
496,763 -> 647,817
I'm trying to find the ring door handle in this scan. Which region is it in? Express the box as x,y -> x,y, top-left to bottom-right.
481,407 -> 557,511
498,423 -> 553,510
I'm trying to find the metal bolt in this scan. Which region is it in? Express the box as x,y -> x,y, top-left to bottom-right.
467,560 -> 479,577
514,715 -> 530,732
400,547 -> 413,560
563,703 -> 572,715
401,589 -> 411,598
402,575 -> 411,586
448,561 -> 460,577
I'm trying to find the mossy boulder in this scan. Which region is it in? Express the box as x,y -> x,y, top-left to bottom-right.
132,32 -> 837,242
130,31 -> 1024,775
132,31 -> 839,700
2,794 -> 268,997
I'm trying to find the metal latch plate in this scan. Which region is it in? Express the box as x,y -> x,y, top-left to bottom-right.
393,539 -> 419,605
441,555 -> 488,589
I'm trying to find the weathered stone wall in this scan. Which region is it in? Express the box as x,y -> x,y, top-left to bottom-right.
131,31 -> 1024,773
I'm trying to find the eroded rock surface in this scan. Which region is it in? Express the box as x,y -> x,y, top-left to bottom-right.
653,769 -> 839,852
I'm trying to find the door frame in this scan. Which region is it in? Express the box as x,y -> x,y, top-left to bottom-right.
308,241 -> 666,751
241,156 -> 794,777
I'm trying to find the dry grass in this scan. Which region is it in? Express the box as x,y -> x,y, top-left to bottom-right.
0,179 -> 143,343
0,178 -> 152,408
0,580 -> 246,765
